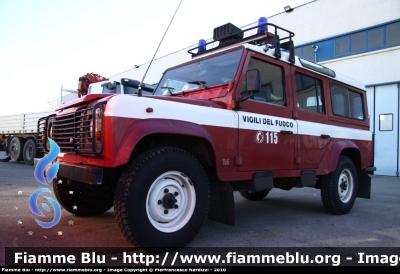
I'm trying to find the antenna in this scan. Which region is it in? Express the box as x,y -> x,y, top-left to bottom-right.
137,0 -> 183,97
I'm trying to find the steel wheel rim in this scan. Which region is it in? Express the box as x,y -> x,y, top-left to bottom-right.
146,171 -> 196,233
338,168 -> 353,203
10,140 -> 18,158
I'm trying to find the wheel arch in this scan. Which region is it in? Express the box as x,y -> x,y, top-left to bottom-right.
322,141 -> 371,200
327,140 -> 361,173
113,119 -> 218,170
133,134 -> 216,168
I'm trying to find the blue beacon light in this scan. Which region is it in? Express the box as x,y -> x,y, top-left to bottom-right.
257,17 -> 268,33
198,39 -> 206,53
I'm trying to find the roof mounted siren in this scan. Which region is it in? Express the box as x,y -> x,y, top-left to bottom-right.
257,17 -> 268,33
197,39 -> 206,54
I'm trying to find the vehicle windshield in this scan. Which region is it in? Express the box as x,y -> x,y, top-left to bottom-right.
154,48 -> 243,95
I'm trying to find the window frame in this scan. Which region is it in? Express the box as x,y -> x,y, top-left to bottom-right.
379,113 -> 393,131
295,19 -> 400,62
330,83 -> 366,121
295,72 -> 325,115
244,57 -> 287,106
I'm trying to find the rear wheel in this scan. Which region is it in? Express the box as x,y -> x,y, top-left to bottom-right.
239,190 -> 270,201
23,139 -> 37,165
321,156 -> 358,214
9,137 -> 26,162
114,147 -> 209,252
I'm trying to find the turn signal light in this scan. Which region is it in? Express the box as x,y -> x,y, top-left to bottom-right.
95,131 -> 101,141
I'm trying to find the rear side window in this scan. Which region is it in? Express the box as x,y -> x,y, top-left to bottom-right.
295,73 -> 325,114
330,83 -> 365,120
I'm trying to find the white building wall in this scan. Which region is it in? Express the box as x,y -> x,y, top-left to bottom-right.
319,47 -> 400,86
269,0 -> 400,46
109,48 -> 194,85
108,0 -> 400,86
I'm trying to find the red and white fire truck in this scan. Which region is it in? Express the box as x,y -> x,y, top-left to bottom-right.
36,19 -> 375,251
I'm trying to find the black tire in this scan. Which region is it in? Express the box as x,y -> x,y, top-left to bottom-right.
9,137 -> 26,162
239,190 -> 270,201
53,178 -> 114,216
320,156 -> 358,215
114,147 -> 209,252
23,139 -> 37,165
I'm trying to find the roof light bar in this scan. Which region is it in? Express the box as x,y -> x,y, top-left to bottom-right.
187,17 -> 295,61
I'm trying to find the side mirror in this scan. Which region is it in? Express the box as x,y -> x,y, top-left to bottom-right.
107,83 -> 117,90
246,69 -> 260,94
236,69 -> 261,104
101,81 -> 120,94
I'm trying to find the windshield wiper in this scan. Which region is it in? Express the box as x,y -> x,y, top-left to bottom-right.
161,86 -> 175,95
188,80 -> 210,90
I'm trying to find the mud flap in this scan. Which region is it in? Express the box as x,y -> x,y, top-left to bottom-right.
301,170 -> 316,187
208,181 -> 235,226
250,171 -> 273,192
357,170 -> 371,199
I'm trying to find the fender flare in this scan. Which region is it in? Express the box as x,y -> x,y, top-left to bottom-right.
327,140 -> 360,173
113,118 -> 217,167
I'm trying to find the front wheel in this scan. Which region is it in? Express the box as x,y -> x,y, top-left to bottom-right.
114,147 -> 209,252
53,178 -> 114,216
320,156 -> 358,215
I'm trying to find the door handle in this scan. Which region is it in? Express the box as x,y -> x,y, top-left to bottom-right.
280,130 -> 293,134
321,134 -> 330,138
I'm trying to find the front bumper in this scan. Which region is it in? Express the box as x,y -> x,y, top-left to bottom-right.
34,158 -> 103,185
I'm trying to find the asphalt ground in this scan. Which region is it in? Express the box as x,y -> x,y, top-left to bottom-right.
1,150 -> 400,267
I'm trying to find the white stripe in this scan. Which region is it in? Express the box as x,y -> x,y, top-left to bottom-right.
105,95 -> 372,141
105,95 -> 238,128
297,120 -> 372,141
297,120 -> 331,137
237,111 -> 298,132
330,125 -> 372,141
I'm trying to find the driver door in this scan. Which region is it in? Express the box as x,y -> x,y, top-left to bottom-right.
237,54 -> 297,172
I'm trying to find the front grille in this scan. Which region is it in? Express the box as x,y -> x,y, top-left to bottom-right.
37,116 -> 49,153
37,103 -> 105,158
52,106 -> 94,154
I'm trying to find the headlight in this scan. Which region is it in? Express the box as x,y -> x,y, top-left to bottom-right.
93,104 -> 104,155
45,122 -> 53,151
95,107 -> 103,141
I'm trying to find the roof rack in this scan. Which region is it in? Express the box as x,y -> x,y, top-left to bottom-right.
188,21 -> 296,64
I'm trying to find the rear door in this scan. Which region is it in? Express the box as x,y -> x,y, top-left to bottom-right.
291,68 -> 331,169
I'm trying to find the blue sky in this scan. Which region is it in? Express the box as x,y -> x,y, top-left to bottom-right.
0,0 -> 311,116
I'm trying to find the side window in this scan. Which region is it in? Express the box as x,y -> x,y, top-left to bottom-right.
331,83 -> 365,120
242,58 -> 285,106
295,73 -> 325,114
